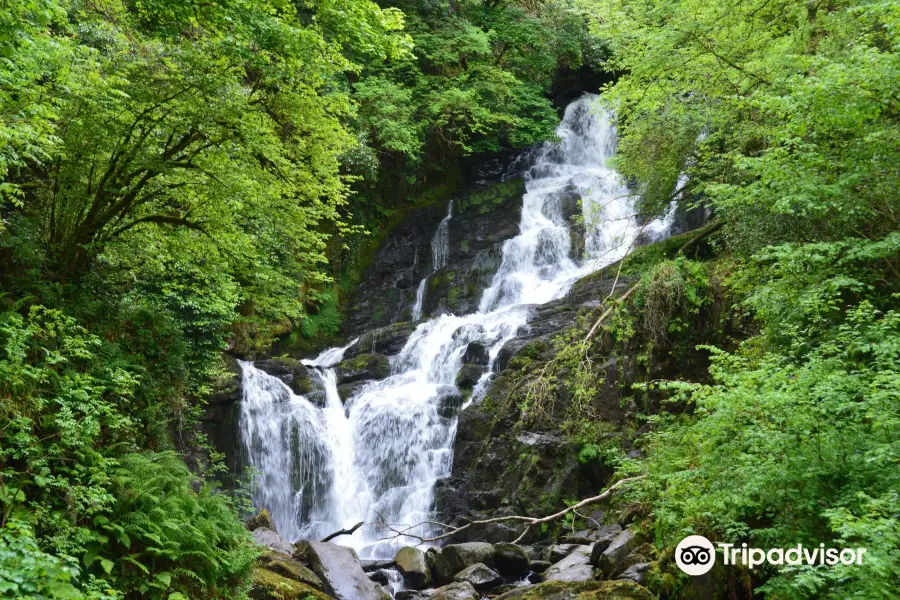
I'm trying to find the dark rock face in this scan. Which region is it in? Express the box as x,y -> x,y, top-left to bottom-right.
589,525 -> 624,565
455,363 -> 483,390
346,321 -> 419,359
617,562 -> 651,586
344,178 -> 526,337
199,355 -> 243,489
245,509 -> 276,533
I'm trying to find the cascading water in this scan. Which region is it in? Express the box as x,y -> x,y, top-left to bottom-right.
410,199 -> 454,320
239,94 -> 671,558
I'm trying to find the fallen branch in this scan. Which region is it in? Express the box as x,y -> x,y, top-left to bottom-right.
321,521 -> 364,543
377,476 -> 645,546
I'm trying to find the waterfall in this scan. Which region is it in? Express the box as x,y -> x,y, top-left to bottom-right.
411,278 -> 427,321
239,94 -> 672,557
410,198 -> 454,320
431,199 -> 453,271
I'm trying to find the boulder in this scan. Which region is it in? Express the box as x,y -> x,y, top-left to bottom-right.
545,544 -> 580,563
493,579 -> 654,599
429,581 -> 480,600
616,563 -> 651,586
455,364 -> 483,390
252,528 -> 294,557
543,545 -> 593,583
453,562 -> 502,591
335,353 -> 390,385
245,509 -> 276,533
493,542 -> 530,577
250,567 -> 331,600
597,530 -> 638,576
395,546 -> 431,589
530,560 -> 551,573
253,358 -> 315,396
295,540 -> 391,600
258,551 -> 324,590
588,525 -> 623,565
609,544 -> 653,579
431,542 -> 495,584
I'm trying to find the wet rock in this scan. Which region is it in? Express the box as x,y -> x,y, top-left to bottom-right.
368,568 -> 395,587
253,358 -> 315,396
337,381 -> 367,402
335,353 -> 390,384
348,321 -> 419,358
609,544 -> 652,579
589,525 -> 624,565
252,528 -> 294,557
453,562 -> 502,591
462,342 -> 490,366
295,540 -> 391,600
258,551 -> 324,590
493,542 -> 530,577
429,581 -> 480,600
431,542 -> 495,584
395,546 -> 431,589
250,567 -> 331,600
543,545 -> 593,583
396,592 -> 426,600
493,579 -> 654,599
455,364 -> 483,390
597,530 -> 638,576
245,509 -> 275,533
616,562 -> 651,586
437,388 -> 466,418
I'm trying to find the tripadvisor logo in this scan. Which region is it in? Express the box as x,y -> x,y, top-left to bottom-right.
675,535 -> 868,575
675,535 -> 716,575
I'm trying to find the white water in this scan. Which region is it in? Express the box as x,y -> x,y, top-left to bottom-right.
410,199 -> 454,320
239,95 -> 671,557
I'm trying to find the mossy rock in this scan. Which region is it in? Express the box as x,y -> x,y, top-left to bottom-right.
246,509 -> 275,532
494,579 -> 653,599
250,567 -> 332,600
456,178 -> 527,215
258,552 -> 324,590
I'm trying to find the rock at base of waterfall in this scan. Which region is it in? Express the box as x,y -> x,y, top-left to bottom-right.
596,530 -> 638,576
588,525 -> 624,565
245,509 -> 276,533
295,540 -> 391,600
258,551 -> 324,590
250,567 -> 332,600
616,562 -> 652,586
429,581 -> 480,600
395,546 -> 431,589
430,542 -> 495,584
493,542 -> 530,577
455,364 -> 483,390
530,560 -> 552,573
453,562 -> 502,591
545,544 -> 580,563
252,528 -> 294,557
542,545 -> 593,583
493,579 -> 655,600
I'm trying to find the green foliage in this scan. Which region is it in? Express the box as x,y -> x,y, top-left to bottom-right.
581,0 -> 900,596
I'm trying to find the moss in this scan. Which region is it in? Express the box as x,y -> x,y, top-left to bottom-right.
250,568 -> 331,600
457,178 -> 527,215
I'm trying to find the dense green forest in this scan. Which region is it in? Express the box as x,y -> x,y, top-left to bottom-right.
0,0 -> 897,598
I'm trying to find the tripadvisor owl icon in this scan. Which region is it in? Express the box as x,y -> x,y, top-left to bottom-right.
676,535 -> 716,576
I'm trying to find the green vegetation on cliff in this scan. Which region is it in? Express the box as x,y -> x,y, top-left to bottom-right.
0,1 -> 598,598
